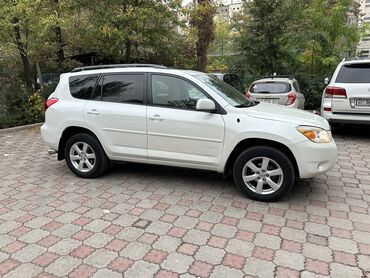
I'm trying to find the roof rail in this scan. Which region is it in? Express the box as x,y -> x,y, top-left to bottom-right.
71,64 -> 168,72
263,75 -> 295,80
344,56 -> 370,61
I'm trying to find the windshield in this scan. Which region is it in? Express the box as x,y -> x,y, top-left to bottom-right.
250,82 -> 290,94
195,74 -> 253,107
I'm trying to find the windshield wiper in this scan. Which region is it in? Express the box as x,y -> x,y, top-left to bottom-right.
234,103 -> 253,108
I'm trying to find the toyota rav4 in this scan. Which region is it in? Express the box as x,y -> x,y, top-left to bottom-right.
41,64 -> 337,201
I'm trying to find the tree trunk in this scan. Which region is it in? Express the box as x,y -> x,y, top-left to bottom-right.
126,39 -> 132,63
196,40 -> 207,72
55,25 -> 65,71
193,0 -> 215,72
13,17 -> 33,92
54,0 -> 65,71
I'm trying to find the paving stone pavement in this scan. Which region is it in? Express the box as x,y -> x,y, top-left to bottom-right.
0,126 -> 369,278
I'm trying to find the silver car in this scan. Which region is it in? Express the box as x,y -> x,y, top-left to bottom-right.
321,59 -> 370,125
246,76 -> 305,109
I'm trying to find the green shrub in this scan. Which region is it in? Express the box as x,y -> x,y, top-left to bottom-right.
24,91 -> 44,124
0,81 -> 29,129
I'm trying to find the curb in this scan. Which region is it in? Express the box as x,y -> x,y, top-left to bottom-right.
0,123 -> 43,134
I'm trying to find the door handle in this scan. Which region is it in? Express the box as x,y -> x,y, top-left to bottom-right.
87,109 -> 100,116
149,114 -> 164,121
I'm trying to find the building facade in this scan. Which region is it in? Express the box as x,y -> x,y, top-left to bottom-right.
358,0 -> 370,57
216,2 -> 243,21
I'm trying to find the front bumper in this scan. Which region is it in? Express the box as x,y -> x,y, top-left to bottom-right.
292,139 -> 337,179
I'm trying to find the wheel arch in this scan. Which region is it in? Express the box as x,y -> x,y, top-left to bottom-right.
224,138 -> 299,178
57,126 -> 102,160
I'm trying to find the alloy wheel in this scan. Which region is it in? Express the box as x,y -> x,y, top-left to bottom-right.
69,142 -> 96,173
242,156 -> 284,195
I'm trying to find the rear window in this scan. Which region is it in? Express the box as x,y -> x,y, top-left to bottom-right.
336,63 -> 370,83
69,75 -> 99,99
250,82 -> 291,94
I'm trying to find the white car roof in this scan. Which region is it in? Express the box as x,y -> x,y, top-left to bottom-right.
342,59 -> 370,65
65,67 -> 204,78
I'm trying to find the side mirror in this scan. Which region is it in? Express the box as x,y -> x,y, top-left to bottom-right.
324,77 -> 329,85
196,99 -> 216,112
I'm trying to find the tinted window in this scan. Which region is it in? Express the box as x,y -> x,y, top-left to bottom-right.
69,75 -> 99,99
250,82 -> 290,94
101,74 -> 144,103
152,75 -> 208,109
336,64 -> 370,83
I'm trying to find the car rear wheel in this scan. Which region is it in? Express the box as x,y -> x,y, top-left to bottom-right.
64,133 -> 109,178
233,146 -> 295,201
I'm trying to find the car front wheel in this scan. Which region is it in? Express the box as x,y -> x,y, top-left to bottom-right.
233,146 -> 295,201
64,133 -> 109,178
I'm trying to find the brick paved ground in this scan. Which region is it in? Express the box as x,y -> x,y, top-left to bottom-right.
0,126 -> 369,278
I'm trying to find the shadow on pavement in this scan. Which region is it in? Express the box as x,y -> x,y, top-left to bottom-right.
331,123 -> 370,138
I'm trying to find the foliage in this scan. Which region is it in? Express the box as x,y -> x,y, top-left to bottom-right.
190,0 -> 216,71
73,0 -> 184,65
209,19 -> 235,57
233,0 -> 291,75
0,78 -> 28,129
24,91 -> 44,123
232,0 -> 362,109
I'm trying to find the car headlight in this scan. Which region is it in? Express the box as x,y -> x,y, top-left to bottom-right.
297,126 -> 332,143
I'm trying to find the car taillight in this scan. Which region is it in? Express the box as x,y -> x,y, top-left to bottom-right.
324,86 -> 347,98
245,91 -> 251,98
286,92 -> 296,105
323,107 -> 332,112
44,98 -> 59,111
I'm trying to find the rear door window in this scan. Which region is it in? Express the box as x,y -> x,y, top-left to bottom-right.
99,74 -> 144,104
336,63 -> 370,83
250,82 -> 291,94
69,75 -> 99,99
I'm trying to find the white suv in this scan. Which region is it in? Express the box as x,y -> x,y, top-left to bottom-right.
41,64 -> 337,201
321,59 -> 370,124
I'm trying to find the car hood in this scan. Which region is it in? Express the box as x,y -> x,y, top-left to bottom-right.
244,103 -> 330,130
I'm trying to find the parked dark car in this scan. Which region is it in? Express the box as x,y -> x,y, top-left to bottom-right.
212,73 -> 245,93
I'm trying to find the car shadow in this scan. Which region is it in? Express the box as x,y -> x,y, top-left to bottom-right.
106,161 -> 316,203
331,124 -> 370,138
108,161 -> 238,194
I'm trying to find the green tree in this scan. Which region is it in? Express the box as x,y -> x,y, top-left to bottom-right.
294,0 -> 361,78
74,0 -> 183,64
234,0 -> 291,75
0,1 -> 42,91
190,0 -> 216,71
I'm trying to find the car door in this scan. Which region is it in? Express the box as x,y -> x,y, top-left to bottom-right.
84,73 -> 147,159
147,74 -> 225,169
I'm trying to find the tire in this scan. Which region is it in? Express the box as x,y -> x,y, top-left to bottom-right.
64,133 -> 109,178
233,146 -> 295,202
